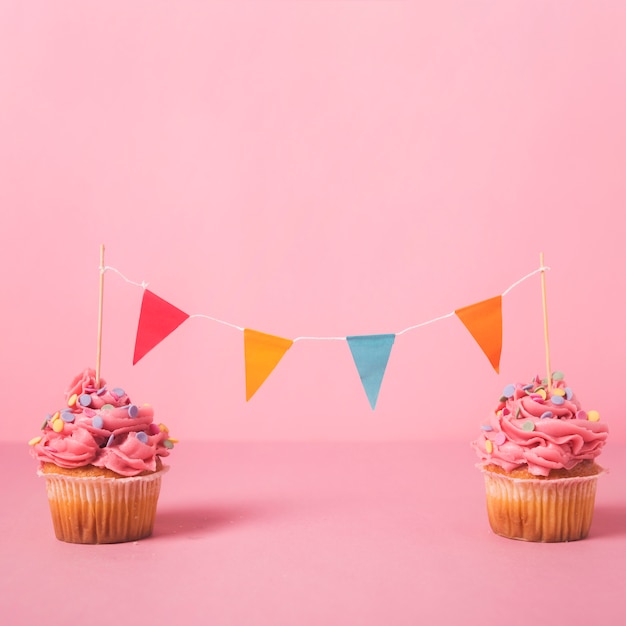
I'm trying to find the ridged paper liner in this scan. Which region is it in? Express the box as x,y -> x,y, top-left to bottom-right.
481,469 -> 603,542
38,467 -> 168,544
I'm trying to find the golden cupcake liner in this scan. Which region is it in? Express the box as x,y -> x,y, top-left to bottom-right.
481,469 -> 602,542
38,467 -> 168,544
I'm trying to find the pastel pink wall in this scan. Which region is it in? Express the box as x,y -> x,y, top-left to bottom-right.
1,1 -> 625,443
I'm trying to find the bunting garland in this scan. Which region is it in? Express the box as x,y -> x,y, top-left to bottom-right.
103,263 -> 549,408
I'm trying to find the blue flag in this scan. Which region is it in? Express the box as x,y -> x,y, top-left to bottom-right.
346,334 -> 396,410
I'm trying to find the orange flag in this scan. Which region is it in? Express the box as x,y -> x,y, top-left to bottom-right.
133,290 -> 190,365
244,329 -> 293,400
455,295 -> 502,373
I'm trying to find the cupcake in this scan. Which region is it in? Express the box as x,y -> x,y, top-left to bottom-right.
472,373 -> 607,542
29,368 -> 176,544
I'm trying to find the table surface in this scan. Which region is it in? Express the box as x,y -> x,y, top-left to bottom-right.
2,440 -> 625,626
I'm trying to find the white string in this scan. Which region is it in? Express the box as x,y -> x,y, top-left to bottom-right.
501,266 -> 549,296
105,263 -> 550,341
102,265 -> 149,290
188,314 -> 244,332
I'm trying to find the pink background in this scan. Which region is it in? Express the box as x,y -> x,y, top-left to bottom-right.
2,4 -> 626,625
1,0 -> 626,444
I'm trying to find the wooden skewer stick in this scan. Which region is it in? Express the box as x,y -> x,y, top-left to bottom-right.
540,252 -> 552,392
95,244 -> 105,388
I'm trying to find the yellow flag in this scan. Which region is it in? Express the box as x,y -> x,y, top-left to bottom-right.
244,329 -> 294,400
455,295 -> 503,373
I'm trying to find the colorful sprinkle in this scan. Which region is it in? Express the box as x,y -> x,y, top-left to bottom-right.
106,434 -> 115,447
136,432 -> 148,444
522,383 -> 534,391
535,389 -> 547,400
565,387 -> 574,400
158,423 -> 169,433
78,393 -> 92,407
28,436 -> 42,446
101,404 -> 114,411
552,388 -> 566,397
521,420 -> 535,432
515,406 -> 521,419
128,404 -> 139,418
83,408 -> 96,417
552,371 -> 565,381
92,415 -> 104,429
540,411 -> 553,419
67,393 -> 78,407
168,438 -> 179,444
550,395 -> 565,406
61,411 -> 75,423
481,425 -> 493,431
41,415 -> 50,430
576,410 -> 588,420
502,407 -> 510,417
587,410 -> 600,422
112,387 -> 125,399
148,423 -> 161,435
494,432 -> 506,445
96,387 -> 107,396
485,440 -> 493,454
502,384 -> 516,398
52,419 -> 64,433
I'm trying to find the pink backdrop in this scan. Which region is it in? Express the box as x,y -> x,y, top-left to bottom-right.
1,0 -> 625,443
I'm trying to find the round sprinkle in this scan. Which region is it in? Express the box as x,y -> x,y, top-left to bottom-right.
552,388 -> 566,397
515,406 -> 521,419
552,371 -> 565,381
494,432 -> 506,445
67,393 -> 78,407
587,410 -> 600,422
522,383 -> 534,391
101,404 -> 114,411
136,432 -> 148,444
128,404 -> 139,418
83,408 -> 96,417
112,387 -> 125,398
78,394 -> 92,407
576,410 -> 588,420
550,395 -> 565,406
96,386 -> 107,396
61,411 -> 75,423
485,440 -> 493,454
565,387 -> 574,400
106,434 -> 115,447
159,423 -> 169,433
540,411 -> 553,419
536,389 -> 547,400
28,436 -> 42,446
52,419 -> 64,433
502,384 -> 516,398
521,420 -> 535,432
481,425 -> 493,431
92,415 -> 104,429
41,415 -> 50,430
168,438 -> 179,444
148,423 -> 161,435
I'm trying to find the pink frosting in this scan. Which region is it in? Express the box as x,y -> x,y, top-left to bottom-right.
31,368 -> 175,477
472,375 -> 608,477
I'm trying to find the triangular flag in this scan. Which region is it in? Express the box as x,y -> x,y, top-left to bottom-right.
455,295 -> 502,373
346,334 -> 396,410
133,289 -> 190,365
244,329 -> 293,401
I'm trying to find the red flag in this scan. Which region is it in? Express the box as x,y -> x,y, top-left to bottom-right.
455,295 -> 503,373
133,290 -> 190,365
244,329 -> 293,400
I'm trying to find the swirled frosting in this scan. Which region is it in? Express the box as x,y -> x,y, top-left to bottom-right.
473,373 -> 607,477
30,368 -> 176,477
